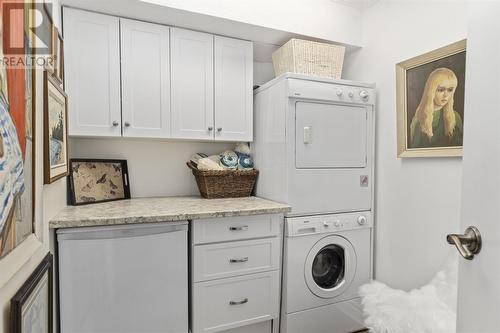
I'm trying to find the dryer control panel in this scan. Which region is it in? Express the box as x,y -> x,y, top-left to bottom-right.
286,211 -> 373,237
287,78 -> 376,105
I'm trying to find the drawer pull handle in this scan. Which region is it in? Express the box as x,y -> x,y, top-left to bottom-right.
229,226 -> 248,231
229,298 -> 248,306
229,257 -> 249,263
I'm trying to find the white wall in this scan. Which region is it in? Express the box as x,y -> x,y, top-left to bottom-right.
0,2 -> 67,331
140,0 -> 363,46
69,139 -> 234,197
343,1 -> 467,290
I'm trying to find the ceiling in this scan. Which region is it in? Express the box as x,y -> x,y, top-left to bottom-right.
331,0 -> 380,11
61,0 -> 362,62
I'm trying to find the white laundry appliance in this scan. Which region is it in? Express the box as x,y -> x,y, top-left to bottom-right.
253,74 -> 375,332
282,212 -> 372,333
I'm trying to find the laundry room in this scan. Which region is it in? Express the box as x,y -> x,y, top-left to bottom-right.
0,0 -> 497,332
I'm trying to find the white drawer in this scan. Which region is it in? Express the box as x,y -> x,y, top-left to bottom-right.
193,214 -> 281,244
193,238 -> 280,282
192,271 -> 280,333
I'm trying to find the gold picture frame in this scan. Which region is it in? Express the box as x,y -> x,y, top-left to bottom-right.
396,39 -> 466,158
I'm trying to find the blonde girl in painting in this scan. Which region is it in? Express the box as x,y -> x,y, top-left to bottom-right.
410,67 -> 463,148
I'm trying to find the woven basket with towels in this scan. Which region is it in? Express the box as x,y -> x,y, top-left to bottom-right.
187,162 -> 258,199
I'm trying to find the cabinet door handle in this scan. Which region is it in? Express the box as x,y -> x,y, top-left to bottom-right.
217,127 -> 223,132
229,257 -> 248,263
229,298 -> 248,306
229,226 -> 248,231
124,122 -> 131,127
112,121 -> 119,127
208,126 -> 213,131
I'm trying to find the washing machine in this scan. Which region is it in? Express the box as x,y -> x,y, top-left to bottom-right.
281,212 -> 373,333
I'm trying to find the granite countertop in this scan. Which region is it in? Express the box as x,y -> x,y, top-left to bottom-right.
50,196 -> 291,228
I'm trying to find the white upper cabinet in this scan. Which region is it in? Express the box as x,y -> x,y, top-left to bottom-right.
120,19 -> 171,138
170,28 -> 214,140
64,8 -> 254,141
64,8 -> 121,137
214,36 -> 253,142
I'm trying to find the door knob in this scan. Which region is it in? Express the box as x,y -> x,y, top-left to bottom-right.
447,226 -> 482,260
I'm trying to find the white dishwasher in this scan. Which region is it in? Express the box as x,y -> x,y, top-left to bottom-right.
57,221 -> 188,333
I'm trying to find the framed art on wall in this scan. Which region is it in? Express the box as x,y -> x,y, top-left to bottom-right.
68,159 -> 131,205
0,0 -> 37,258
44,71 -> 69,184
11,253 -> 53,333
36,2 -> 54,73
396,39 -> 466,158
55,31 -> 64,85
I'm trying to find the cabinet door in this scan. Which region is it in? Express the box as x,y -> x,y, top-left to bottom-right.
214,36 -> 253,142
121,19 -> 170,138
63,8 -> 121,137
171,28 -> 214,140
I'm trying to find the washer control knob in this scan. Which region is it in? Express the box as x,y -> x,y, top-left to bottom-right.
360,90 -> 369,100
336,89 -> 343,97
323,221 -> 330,228
348,91 -> 354,98
334,220 -> 341,227
357,216 -> 367,226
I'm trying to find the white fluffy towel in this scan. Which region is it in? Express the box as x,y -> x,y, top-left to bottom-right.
359,255 -> 458,333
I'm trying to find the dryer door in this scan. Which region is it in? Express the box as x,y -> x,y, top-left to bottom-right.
295,101 -> 368,169
304,235 -> 357,299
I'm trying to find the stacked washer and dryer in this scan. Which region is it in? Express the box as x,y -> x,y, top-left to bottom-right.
253,73 -> 375,333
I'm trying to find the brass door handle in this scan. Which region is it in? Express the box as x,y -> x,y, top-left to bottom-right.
447,226 -> 482,260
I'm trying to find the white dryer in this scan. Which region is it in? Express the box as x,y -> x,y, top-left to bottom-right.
281,212 -> 372,333
253,73 -> 376,217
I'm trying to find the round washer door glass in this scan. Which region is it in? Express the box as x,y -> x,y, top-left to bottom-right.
305,235 -> 356,299
312,245 -> 345,289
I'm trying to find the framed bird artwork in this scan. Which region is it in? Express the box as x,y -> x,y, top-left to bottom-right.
68,159 -> 131,205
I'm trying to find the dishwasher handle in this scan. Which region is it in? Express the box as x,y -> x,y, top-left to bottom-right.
57,222 -> 188,241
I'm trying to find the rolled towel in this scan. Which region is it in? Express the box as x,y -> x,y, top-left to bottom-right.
235,142 -> 251,156
207,155 -> 220,164
189,153 -> 208,167
219,150 -> 238,169
197,157 -> 224,171
238,154 -> 254,170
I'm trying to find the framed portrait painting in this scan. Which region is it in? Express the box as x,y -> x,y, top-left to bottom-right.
396,39 -> 466,157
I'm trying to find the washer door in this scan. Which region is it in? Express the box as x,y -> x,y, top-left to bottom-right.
304,235 -> 357,299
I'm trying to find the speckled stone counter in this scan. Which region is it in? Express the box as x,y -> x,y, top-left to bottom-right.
50,196 -> 291,229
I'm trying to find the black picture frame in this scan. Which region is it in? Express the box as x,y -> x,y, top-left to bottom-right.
68,159 -> 131,206
11,253 -> 53,333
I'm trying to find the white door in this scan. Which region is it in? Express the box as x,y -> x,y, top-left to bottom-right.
214,36 -> 253,142
454,3 -> 500,332
120,19 -> 170,138
63,8 -> 121,137
170,28 -> 214,140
